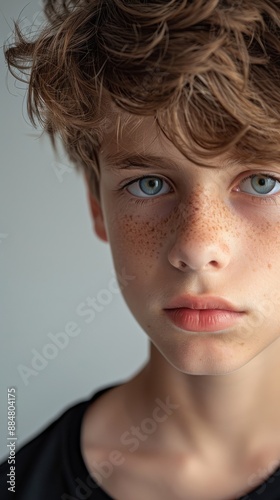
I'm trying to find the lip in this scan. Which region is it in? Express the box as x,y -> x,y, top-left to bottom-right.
165,309 -> 244,333
164,295 -> 245,333
164,294 -> 243,312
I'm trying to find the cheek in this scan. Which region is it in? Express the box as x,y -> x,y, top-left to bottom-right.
242,217 -> 280,269
107,213 -> 169,270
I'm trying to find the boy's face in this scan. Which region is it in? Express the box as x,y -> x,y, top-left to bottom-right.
88,112 -> 280,375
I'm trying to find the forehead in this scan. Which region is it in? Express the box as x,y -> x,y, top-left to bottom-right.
100,111 -> 158,155
99,109 -> 244,172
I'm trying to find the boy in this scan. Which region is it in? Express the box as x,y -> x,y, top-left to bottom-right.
1,0 -> 280,498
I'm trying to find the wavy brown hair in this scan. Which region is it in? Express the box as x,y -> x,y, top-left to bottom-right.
4,0 -> 280,196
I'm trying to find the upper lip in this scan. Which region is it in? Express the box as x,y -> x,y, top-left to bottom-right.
164,295 -> 243,312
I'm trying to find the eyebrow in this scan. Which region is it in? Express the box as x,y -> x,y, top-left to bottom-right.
104,146 -> 280,171
102,151 -> 244,173
102,152 -> 182,172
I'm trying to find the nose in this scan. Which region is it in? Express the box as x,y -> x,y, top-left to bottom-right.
167,196 -> 232,273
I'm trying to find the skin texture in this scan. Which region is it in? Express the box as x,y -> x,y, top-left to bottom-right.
84,111 -> 280,498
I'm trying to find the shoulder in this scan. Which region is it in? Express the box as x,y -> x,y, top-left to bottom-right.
0,386 -> 117,500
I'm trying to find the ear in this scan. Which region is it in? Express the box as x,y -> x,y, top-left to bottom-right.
86,186 -> 108,243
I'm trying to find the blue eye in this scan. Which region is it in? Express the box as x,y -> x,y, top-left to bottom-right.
240,174 -> 280,196
126,176 -> 171,198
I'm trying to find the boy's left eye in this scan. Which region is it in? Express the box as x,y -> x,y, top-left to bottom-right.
238,173 -> 280,196
126,176 -> 171,197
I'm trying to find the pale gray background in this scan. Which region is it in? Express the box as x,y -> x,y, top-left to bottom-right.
0,0 -> 148,461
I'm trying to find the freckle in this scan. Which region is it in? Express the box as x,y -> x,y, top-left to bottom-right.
268,263 -> 272,269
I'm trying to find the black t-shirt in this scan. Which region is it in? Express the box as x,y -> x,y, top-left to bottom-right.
1,384 -> 280,500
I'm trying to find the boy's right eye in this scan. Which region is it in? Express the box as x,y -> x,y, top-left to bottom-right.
126,176 -> 172,198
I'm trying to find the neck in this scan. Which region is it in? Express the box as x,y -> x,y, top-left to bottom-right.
130,338 -> 280,466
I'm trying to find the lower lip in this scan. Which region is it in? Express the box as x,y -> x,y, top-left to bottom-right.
165,308 -> 244,333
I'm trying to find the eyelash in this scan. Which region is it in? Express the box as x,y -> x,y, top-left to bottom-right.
239,173 -> 280,205
122,175 -> 173,204
121,173 -> 280,205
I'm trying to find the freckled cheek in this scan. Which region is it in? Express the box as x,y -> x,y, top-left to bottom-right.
243,220 -> 280,267
106,214 -> 169,271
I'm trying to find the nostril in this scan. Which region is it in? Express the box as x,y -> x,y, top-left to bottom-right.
210,260 -> 219,268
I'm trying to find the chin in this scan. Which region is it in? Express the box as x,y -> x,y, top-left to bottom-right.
154,338 -> 257,376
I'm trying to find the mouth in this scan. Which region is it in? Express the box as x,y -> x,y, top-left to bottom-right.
164,294 -> 243,312
164,294 -> 245,333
